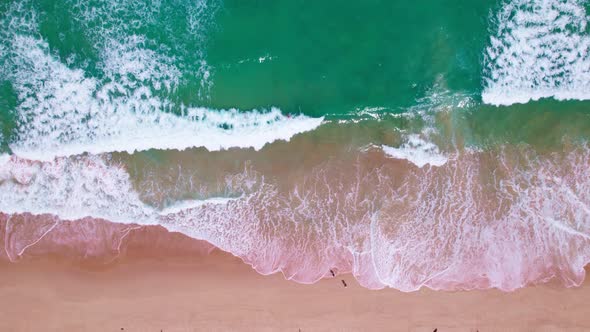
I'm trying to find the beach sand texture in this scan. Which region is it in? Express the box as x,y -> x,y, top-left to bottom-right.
1,225 -> 589,332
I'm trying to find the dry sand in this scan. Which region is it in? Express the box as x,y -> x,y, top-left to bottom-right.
1,248 -> 589,332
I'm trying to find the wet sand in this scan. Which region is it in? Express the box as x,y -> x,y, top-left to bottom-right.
1,249 -> 589,332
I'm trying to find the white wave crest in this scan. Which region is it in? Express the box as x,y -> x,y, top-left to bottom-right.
0,156 -> 156,224
159,197 -> 241,216
382,135 -> 448,168
3,26 -> 322,161
482,0 -> 590,106
0,155 -> 241,225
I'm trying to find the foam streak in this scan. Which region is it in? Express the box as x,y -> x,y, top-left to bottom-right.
482,0 -> 590,105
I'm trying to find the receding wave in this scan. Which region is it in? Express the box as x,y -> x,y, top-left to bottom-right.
0,214 -> 216,263
2,142 -> 589,292
482,0 -> 590,106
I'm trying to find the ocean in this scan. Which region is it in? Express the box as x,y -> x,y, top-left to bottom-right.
1,0 -> 589,291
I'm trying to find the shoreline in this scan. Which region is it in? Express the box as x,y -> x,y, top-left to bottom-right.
3,214 -> 588,292
1,246 -> 590,331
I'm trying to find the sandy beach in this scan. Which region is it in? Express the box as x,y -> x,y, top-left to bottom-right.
1,232 -> 589,332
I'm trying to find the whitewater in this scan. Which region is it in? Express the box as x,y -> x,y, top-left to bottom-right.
482,0 -> 590,105
0,4 -> 322,160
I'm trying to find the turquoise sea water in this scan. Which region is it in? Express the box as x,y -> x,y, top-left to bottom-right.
1,0 -> 590,150
1,0 -> 590,291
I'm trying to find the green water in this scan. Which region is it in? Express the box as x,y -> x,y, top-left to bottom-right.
205,0 -> 494,115
0,0 -> 589,155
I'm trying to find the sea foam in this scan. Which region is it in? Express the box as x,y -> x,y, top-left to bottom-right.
1,146 -> 590,292
482,0 -> 590,106
151,146 -> 590,291
0,156 -> 157,224
1,1 -> 323,161
382,135 -> 448,167
5,36 -> 322,161
0,154 -> 9,167
159,197 -> 241,216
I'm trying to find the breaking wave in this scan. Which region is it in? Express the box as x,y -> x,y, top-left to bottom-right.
0,0 -> 322,161
482,0 -> 590,106
382,134 -> 448,168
